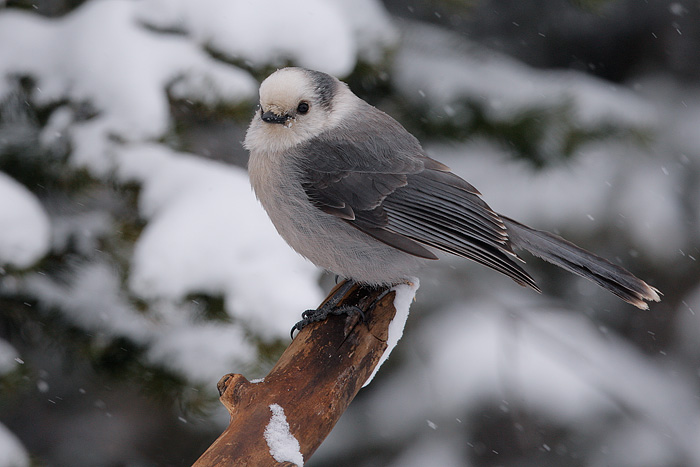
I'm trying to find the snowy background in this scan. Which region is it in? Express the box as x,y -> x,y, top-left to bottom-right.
0,0 -> 699,465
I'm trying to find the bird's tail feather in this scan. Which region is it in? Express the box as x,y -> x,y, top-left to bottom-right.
502,216 -> 661,309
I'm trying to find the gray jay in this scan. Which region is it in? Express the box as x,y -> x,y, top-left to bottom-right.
245,67 -> 660,328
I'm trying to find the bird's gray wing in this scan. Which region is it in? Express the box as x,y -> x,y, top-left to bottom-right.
294,110 -> 539,290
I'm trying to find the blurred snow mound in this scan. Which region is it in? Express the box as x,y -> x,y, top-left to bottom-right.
0,339 -> 20,377
359,297 -> 700,465
0,172 -> 50,268
18,259 -> 257,383
137,0 -> 397,77
116,143 -> 323,340
394,21 -> 656,128
0,0 -> 257,175
0,423 -> 29,467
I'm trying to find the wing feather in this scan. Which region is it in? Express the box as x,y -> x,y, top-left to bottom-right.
293,102 -> 537,289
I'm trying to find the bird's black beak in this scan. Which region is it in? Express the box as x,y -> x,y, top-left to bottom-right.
261,110 -> 289,124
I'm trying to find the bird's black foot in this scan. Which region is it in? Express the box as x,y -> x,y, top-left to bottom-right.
290,304 -> 366,338
290,280 -> 366,338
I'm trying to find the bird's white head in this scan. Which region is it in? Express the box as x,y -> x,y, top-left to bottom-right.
244,67 -> 353,155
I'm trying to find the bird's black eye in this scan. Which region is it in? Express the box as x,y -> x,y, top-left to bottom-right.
297,101 -> 309,114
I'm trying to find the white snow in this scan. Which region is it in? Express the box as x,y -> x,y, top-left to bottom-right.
394,21 -> 656,128
13,260 -> 257,383
363,279 -> 419,387
0,422 -> 29,467
138,0 -> 352,77
137,0 -> 396,77
264,403 -> 303,467
146,321 -> 254,383
0,0 -> 257,175
0,339 -> 20,376
115,143 -> 323,340
20,262 -> 155,343
0,172 -> 50,268
328,0 -> 399,65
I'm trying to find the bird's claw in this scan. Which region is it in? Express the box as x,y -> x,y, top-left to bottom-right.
290,304 -> 366,339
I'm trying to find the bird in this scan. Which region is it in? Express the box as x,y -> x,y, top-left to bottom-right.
244,67 -> 660,329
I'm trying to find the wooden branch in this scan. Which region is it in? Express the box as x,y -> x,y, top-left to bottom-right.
193,281 -> 398,466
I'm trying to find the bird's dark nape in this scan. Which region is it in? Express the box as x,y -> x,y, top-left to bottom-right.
502,216 -> 661,309
302,68 -> 337,110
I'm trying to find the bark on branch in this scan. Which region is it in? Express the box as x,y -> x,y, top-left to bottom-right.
192,281 -> 399,466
